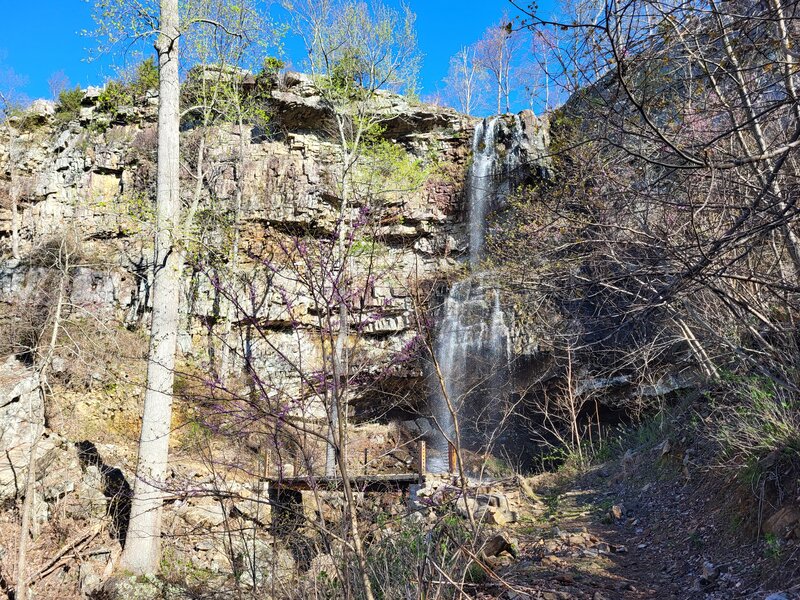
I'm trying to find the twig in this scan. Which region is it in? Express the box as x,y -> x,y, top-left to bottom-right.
25,522 -> 105,586
426,558 -> 471,600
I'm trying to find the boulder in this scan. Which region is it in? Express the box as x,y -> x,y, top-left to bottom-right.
481,532 -> 517,558
271,74 -> 331,130
178,496 -> 228,529
270,72 -> 466,138
481,506 -> 511,526
763,505 -> 800,539
79,562 -> 103,597
233,536 -> 295,588
233,486 -> 271,524
67,465 -> 109,519
103,574 -> 162,600
0,356 -> 44,500
457,491 -> 518,524
83,86 -> 103,104
456,496 -> 478,518
28,99 -> 56,118
309,553 -> 338,581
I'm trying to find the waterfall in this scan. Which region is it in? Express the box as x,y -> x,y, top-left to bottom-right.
468,114 -> 528,266
427,115 -> 528,473
428,278 -> 512,472
467,118 -> 498,266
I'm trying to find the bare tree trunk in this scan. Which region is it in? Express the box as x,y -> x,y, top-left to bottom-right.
543,48 -> 550,111
219,114 -> 246,380
462,50 -> 470,116
327,139 -> 352,478
121,0 -> 181,575
15,434 -> 38,600
10,180 -> 20,260
568,354 -> 582,461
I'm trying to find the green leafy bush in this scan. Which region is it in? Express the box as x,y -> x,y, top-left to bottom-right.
261,56 -> 285,77
98,80 -> 132,113
97,59 -> 158,115
55,86 -> 84,124
131,58 -> 159,99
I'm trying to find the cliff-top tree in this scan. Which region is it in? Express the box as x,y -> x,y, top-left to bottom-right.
443,44 -> 489,115
475,13 -> 523,114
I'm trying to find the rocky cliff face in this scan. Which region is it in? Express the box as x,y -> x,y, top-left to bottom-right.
0,356 -> 43,499
0,80 -> 559,597
0,74 -> 486,420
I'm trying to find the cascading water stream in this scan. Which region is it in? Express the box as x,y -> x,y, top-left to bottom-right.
427,115 -> 528,473
468,118 -> 498,267
468,115 -> 528,266
428,279 -> 511,472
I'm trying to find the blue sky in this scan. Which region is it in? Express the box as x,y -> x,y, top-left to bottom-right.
0,1 -> 557,112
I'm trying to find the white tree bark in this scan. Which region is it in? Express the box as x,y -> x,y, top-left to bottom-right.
9,176 -> 20,260
120,0 -> 181,575
219,109 -> 246,381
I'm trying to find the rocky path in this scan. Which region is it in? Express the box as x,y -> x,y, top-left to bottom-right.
483,485 -> 665,600
478,458 -> 799,600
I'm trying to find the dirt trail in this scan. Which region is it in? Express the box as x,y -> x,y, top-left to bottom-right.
477,450 -> 800,600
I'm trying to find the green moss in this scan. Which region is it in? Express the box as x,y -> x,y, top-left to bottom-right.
353,131 -> 430,201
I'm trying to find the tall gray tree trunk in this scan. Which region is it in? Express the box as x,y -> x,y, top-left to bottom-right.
120,0 -> 181,575
219,112 -> 246,381
10,180 -> 20,260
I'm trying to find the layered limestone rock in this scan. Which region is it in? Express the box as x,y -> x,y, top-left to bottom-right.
0,73 -> 477,420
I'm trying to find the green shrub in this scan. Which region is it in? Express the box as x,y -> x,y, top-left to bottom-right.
131,58 -> 159,99
261,56 -> 285,77
764,532 -> 783,560
98,80 -> 132,113
712,377 -> 800,479
97,59 -> 158,114
55,86 -> 84,124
